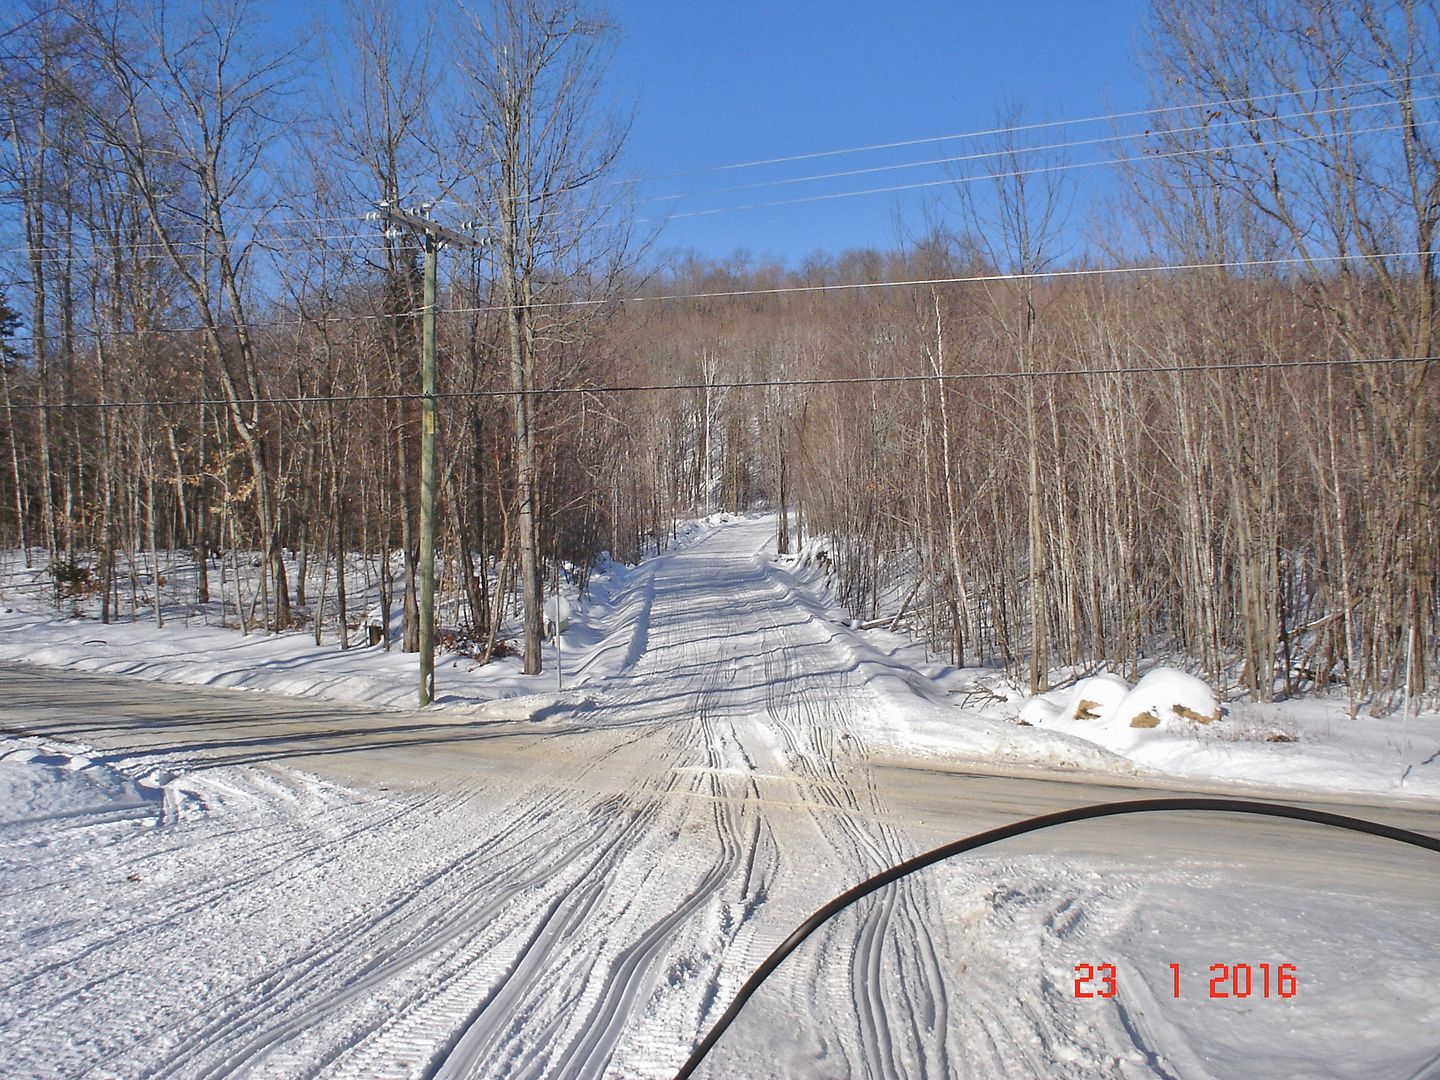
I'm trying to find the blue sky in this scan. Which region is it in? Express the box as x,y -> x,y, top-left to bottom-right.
257,0 -> 1153,268
605,2 -> 1152,264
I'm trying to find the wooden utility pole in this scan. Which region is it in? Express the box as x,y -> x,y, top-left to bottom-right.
374,203 -> 479,706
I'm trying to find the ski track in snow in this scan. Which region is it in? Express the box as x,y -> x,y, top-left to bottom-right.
1,517 -> 1438,1079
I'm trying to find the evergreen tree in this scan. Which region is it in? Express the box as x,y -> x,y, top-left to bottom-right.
0,294 -> 21,365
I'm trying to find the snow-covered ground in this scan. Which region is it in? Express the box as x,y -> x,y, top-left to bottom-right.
0,515 -> 1436,803
1,515 -> 1437,1078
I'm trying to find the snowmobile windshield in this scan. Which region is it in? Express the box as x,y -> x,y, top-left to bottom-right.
681,801 -> 1440,1080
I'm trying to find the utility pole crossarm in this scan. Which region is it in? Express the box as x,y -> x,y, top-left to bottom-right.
376,203 -> 481,250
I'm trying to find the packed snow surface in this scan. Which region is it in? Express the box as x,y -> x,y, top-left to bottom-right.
0,515 -> 1436,1078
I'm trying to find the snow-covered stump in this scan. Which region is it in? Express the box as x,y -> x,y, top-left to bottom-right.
1020,667 -> 1223,756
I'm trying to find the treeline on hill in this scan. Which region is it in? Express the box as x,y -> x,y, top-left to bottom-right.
0,0 -> 1436,710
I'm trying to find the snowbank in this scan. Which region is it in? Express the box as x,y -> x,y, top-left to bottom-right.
1014,666 -> 1438,800
0,520 -> 724,715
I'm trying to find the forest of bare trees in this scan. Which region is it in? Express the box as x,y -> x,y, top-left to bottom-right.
0,0 -> 1435,712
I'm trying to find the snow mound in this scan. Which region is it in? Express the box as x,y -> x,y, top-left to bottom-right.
1019,672 -> 1131,726
1066,672 -> 1133,720
0,746 -> 162,824
1021,667 -> 1221,754
1114,668 -> 1221,730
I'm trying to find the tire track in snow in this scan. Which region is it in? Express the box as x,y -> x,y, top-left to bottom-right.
422,772 -> 691,1077
729,575 -> 955,1080
498,596 -> 783,1080
298,637 -> 742,1079
532,707 -> 771,1077
466,640 -> 774,1079
154,783 -> 611,1078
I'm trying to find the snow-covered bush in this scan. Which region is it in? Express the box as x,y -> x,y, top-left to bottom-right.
544,594 -> 572,636
1019,667 -> 1222,753
1115,669 -> 1221,730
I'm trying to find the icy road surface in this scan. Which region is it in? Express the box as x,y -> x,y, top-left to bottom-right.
1,518 -> 1437,1078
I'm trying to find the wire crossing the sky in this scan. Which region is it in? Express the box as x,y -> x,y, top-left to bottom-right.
3,355 -> 1431,412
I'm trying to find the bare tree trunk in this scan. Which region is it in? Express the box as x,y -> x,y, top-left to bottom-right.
505,271 -> 545,672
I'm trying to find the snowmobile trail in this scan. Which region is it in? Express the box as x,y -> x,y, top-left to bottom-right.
1,517 -> 1437,1079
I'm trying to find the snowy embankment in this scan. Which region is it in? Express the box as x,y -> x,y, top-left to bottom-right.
0,514 -> 1437,802
771,527 -> 1440,803
0,520 -> 717,720
1,744 -> 164,823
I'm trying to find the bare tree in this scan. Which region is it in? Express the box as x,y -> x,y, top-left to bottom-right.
0,4 -> 81,585
1143,0 -> 1440,708
327,0 -> 440,652
456,0 -> 626,673
77,0 -> 298,629
956,105 -> 1071,692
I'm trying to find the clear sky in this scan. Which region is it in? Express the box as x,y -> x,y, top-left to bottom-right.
604,1 -> 1152,264
233,0 -> 1154,269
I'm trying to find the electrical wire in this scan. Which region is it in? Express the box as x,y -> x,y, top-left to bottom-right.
2,355 -> 1431,412
636,117 -> 1437,229
643,70 -> 1440,178
6,79 -> 1435,264
608,92 -> 1440,208
12,64 -> 1392,262
438,248 -> 1437,315
1,246 -> 1431,339
7,109 -> 1429,268
425,109 -> 1440,239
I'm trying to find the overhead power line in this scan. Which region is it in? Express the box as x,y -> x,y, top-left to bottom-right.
3,246 -> 1432,340
6,76 -> 1435,264
420,72 -> 1438,218
8,109 -> 1429,268
617,92 -> 1440,208
5,355 -> 1432,412
616,69 -> 1440,178
455,109 -> 1440,238
633,117 -> 1437,229
438,247 -> 1438,315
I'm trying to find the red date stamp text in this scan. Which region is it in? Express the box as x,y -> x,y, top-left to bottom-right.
1072,962 -> 1297,999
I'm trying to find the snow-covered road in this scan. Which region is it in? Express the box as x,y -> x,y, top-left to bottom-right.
2,518 -> 1437,1078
